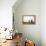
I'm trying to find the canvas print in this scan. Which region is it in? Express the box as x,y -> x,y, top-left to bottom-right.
22,15 -> 36,24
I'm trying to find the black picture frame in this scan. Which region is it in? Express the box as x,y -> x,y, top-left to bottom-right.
22,15 -> 36,24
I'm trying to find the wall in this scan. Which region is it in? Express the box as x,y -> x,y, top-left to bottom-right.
0,0 -> 16,30
41,0 -> 46,46
13,0 -> 41,46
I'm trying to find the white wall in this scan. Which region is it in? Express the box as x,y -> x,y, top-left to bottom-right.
13,0 -> 41,46
13,0 -> 46,46
41,0 -> 46,46
0,0 -> 16,30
